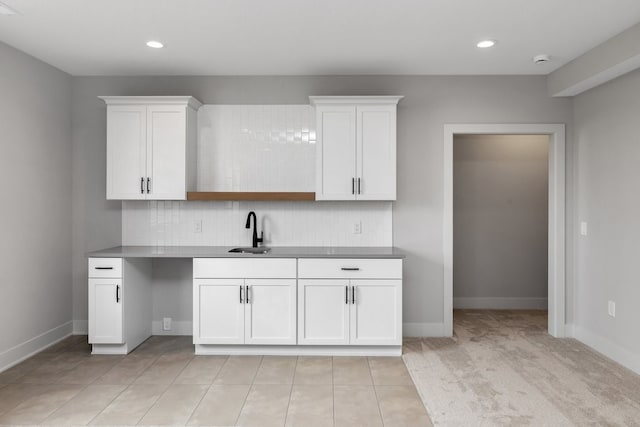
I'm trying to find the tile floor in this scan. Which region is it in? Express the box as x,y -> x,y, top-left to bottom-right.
0,336 -> 432,426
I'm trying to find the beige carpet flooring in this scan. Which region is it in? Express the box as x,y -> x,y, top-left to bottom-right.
403,310 -> 640,426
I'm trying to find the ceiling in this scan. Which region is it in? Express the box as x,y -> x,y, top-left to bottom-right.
1,0 -> 640,76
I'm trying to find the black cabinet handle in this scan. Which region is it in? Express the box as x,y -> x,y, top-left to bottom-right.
246,285 -> 250,304
352,178 -> 355,195
345,285 -> 349,304
239,285 -> 244,303
140,177 -> 144,194
116,285 -> 121,303
95,267 -> 113,270
352,286 -> 356,304
146,177 -> 150,194
341,267 -> 360,271
357,178 -> 361,195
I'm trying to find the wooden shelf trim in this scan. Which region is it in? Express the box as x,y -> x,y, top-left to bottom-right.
187,192 -> 316,201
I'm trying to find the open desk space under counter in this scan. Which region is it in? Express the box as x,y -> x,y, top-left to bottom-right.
87,246 -> 405,357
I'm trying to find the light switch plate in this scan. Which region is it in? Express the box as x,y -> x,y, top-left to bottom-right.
580,221 -> 588,236
608,301 -> 616,317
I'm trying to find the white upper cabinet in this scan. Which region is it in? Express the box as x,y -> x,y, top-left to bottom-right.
101,96 -> 201,200
310,96 -> 402,201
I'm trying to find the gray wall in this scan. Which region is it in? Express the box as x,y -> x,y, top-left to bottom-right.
572,68 -> 640,369
0,42 -> 72,359
71,75 -> 573,332
453,134 -> 548,309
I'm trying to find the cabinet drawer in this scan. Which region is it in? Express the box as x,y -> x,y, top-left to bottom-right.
194,258 -> 296,279
298,258 -> 402,279
88,258 -> 123,278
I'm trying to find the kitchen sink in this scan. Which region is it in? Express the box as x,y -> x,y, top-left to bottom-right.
228,247 -> 271,254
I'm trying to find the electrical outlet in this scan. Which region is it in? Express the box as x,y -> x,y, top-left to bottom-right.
162,317 -> 172,331
353,221 -> 362,234
608,301 -> 616,318
194,220 -> 202,233
580,221 -> 588,236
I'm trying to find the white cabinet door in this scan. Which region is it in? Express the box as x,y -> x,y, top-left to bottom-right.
147,105 -> 187,200
245,279 -> 296,345
88,278 -> 123,344
315,106 -> 357,200
194,279 -> 245,344
106,106 -> 147,200
356,105 -> 396,200
298,279 -> 350,345
350,280 -> 402,345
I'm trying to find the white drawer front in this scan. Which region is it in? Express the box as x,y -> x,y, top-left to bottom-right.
194,258 -> 297,279
298,258 -> 402,279
88,258 -> 123,278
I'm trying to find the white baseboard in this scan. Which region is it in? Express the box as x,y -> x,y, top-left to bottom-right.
195,344 -> 401,357
453,297 -> 548,310
571,325 -> 640,375
0,321 -> 72,373
151,320 -> 192,336
403,322 -> 447,337
73,320 -> 88,335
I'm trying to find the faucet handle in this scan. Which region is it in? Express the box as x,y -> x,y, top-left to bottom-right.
258,231 -> 264,244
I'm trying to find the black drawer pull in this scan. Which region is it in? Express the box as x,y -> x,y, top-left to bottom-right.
341,267 -> 360,271
95,267 -> 113,270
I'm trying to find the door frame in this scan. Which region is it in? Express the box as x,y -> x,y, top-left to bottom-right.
443,124 -> 566,337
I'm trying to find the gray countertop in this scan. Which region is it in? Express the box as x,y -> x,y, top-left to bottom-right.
87,246 -> 406,259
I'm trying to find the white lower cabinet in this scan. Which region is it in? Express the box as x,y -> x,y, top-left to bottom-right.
298,279 -> 402,346
349,280 -> 402,345
195,279 -> 245,344
245,279 -> 297,345
298,280 -> 350,345
88,278 -> 123,344
193,259 -> 297,345
298,258 -> 403,347
88,257 -> 152,355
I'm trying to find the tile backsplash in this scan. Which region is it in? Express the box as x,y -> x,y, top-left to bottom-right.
122,104 -> 392,248
122,201 -> 392,247
198,105 -> 316,192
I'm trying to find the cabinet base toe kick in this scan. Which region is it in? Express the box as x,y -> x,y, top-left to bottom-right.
91,343 -> 131,355
195,344 -> 402,357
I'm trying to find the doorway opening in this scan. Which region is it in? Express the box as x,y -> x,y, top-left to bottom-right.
453,134 -> 548,331
443,124 -> 565,337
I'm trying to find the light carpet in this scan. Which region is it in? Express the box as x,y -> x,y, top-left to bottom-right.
403,310 -> 640,426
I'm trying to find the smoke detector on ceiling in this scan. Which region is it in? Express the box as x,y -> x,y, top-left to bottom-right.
533,54 -> 551,64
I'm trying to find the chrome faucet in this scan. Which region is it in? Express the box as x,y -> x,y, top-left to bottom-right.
245,211 -> 264,248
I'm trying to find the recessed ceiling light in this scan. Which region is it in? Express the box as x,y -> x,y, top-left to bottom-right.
0,2 -> 18,15
476,40 -> 496,48
146,40 -> 164,49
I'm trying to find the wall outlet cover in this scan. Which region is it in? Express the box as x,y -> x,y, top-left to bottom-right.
353,221 -> 362,234
162,317 -> 172,331
194,220 -> 203,233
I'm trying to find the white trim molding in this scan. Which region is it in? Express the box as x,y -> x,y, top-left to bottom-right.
151,320 -> 193,336
195,344 -> 402,357
453,297 -> 548,310
571,326 -> 640,375
0,322 -> 72,373
443,124 -> 566,338
309,96 -> 403,105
